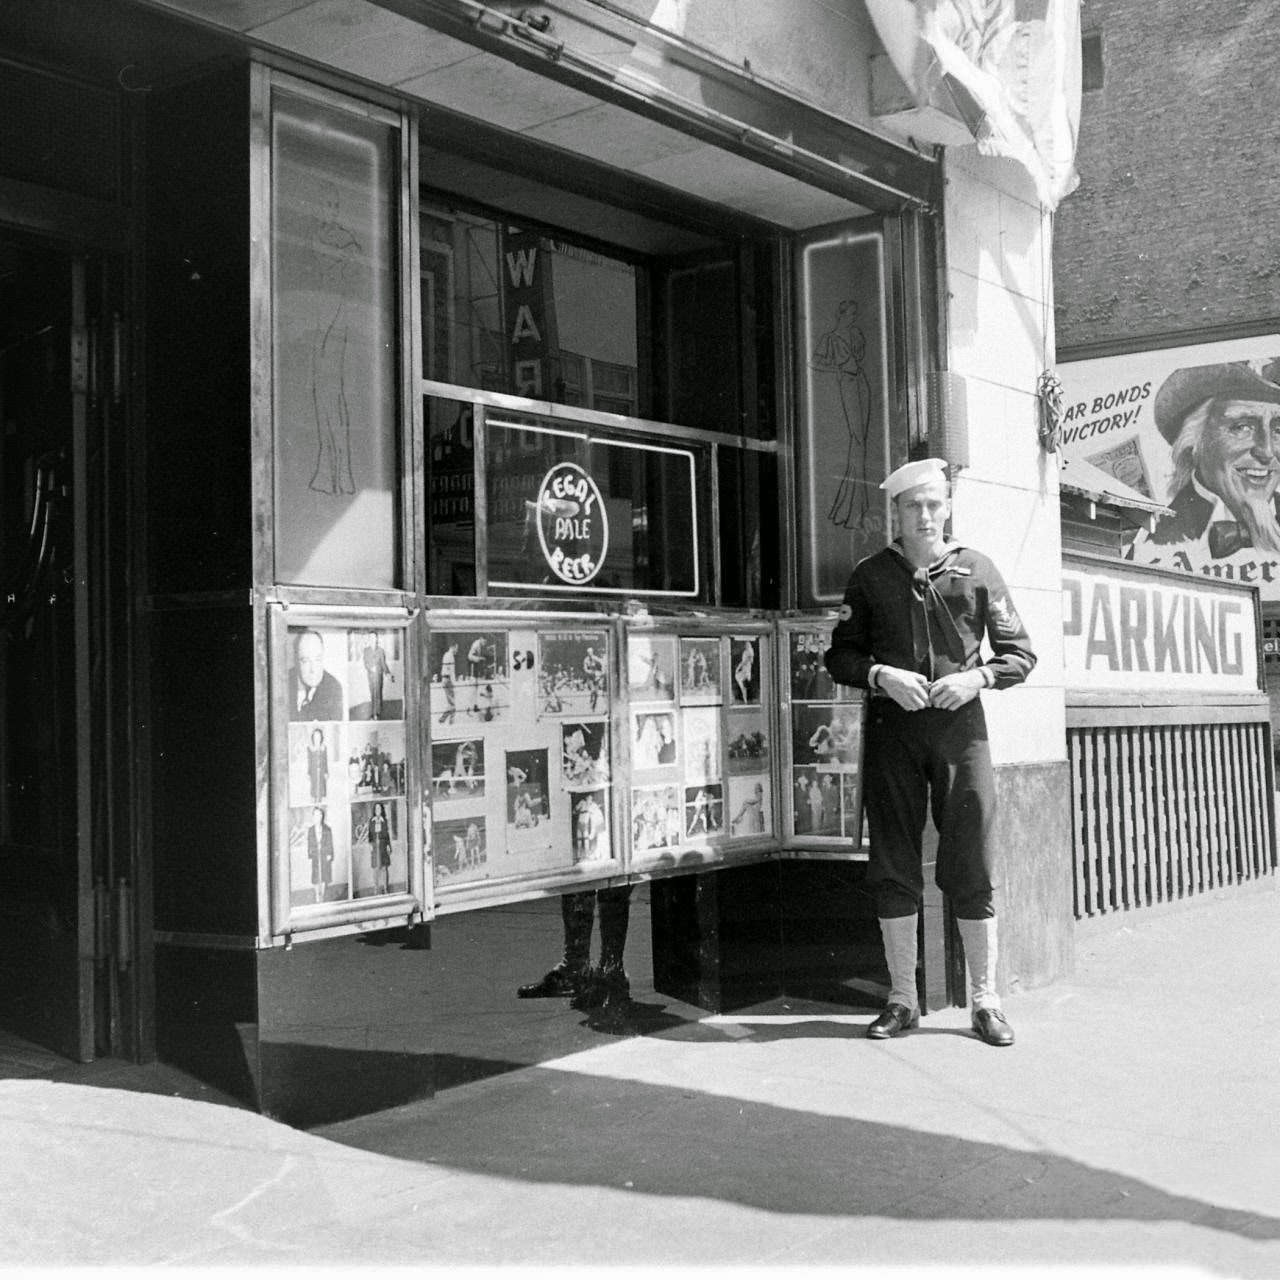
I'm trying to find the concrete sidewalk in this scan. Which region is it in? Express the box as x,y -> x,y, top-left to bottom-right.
1,885 -> 1277,1275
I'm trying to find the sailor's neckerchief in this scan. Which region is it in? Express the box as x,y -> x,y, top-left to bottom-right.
887,539 -> 968,677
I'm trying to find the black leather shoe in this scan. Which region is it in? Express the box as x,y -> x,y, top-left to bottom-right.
516,964 -> 585,998
972,1007 -> 1015,1046
571,966 -> 630,1011
866,1003 -> 920,1039
587,983 -> 636,1033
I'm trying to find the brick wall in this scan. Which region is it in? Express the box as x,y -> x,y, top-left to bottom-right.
1054,0 -> 1280,354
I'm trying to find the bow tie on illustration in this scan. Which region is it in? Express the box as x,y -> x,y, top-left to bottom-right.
1208,520 -> 1251,558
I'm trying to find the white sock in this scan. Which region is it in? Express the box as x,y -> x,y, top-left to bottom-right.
957,916 -> 1002,1012
878,914 -> 919,1011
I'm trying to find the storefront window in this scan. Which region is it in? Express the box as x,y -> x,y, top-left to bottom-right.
797,226 -> 892,604
417,185 -> 784,603
485,419 -> 699,597
420,201 -> 640,410
272,91 -> 401,588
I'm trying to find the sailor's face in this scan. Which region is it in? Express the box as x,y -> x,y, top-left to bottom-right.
896,480 -> 950,540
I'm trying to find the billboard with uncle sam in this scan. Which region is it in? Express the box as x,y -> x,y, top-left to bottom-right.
1060,335 -> 1280,601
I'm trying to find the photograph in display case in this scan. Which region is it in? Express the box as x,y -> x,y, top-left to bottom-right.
561,721 -> 610,790
346,721 -> 406,799
506,748 -> 551,834
632,709 -> 678,772
289,722 -> 345,809
681,706 -> 720,785
427,629 -> 510,726
792,703 -> 863,769
841,774 -> 865,840
351,799 -> 407,898
537,631 -> 610,716
789,629 -> 839,702
679,636 -> 722,705
346,628 -> 404,720
727,774 -> 771,838
288,804 -> 351,907
726,709 -> 770,775
730,636 -> 761,705
631,784 -> 682,852
288,625 -> 348,721
434,814 -> 488,881
431,738 -> 485,799
627,633 -> 677,704
792,767 -> 842,836
571,789 -> 610,863
684,783 -> 724,839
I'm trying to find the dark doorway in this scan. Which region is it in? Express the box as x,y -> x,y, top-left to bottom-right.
0,232 -> 131,1063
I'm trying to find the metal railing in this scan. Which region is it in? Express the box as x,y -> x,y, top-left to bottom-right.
1069,721 -> 1277,918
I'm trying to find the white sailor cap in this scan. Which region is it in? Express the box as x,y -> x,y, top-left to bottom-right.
879,458 -> 949,499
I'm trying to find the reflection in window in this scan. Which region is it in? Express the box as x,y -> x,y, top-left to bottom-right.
425,395 -> 476,596
420,200 -> 639,413
662,257 -> 739,434
272,92 -> 400,587
485,420 -> 699,597
718,447 -> 779,609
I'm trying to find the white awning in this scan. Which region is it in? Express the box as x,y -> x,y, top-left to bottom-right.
1060,456 -> 1171,517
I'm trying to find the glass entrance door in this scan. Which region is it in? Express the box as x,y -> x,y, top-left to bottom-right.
0,236 -> 105,1062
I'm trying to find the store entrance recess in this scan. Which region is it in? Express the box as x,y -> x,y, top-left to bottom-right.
0,234 -> 133,1062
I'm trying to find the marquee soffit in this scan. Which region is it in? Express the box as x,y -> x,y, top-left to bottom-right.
137,0 -> 939,228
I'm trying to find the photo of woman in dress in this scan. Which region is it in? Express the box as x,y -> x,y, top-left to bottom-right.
367,801 -> 392,895
307,728 -> 330,804
307,805 -> 335,904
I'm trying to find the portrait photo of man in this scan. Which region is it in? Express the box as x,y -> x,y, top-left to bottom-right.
1137,359 -> 1280,559
289,628 -> 345,721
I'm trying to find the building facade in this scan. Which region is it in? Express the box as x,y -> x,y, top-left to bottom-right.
0,0 -> 1071,1121
1053,0 -> 1278,926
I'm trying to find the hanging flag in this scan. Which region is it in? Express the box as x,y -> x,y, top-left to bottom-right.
866,0 -> 1081,210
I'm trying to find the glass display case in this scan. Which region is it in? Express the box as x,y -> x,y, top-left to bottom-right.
423,616 -> 622,908
269,608 -> 424,936
778,617 -> 868,858
625,620 -> 778,874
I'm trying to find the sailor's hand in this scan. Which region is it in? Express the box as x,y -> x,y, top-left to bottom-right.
928,670 -> 985,710
877,667 -> 931,711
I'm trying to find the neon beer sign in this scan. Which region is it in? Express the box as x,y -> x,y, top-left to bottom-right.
536,462 -> 609,585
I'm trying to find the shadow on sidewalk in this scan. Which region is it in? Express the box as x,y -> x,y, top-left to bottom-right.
327,1058 -> 1280,1247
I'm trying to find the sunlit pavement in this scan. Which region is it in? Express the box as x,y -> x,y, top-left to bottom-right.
0,885 -> 1277,1275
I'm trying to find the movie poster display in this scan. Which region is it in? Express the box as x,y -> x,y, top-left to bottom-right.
627,625 -> 775,867
274,612 -> 422,937
780,621 -> 867,853
275,611 -> 825,927
427,623 -> 617,898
